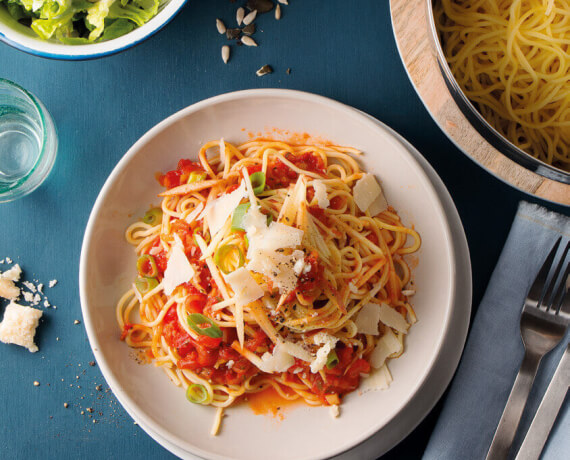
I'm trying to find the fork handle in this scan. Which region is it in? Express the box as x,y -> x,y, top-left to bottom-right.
485,351 -> 542,460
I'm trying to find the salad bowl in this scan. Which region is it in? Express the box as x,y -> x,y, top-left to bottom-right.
0,0 -> 187,60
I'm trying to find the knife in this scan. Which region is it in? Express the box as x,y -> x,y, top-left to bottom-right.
515,342 -> 570,460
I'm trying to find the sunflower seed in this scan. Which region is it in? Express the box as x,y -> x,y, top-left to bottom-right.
275,4 -> 281,19
241,35 -> 258,47
216,18 -> 226,34
242,23 -> 256,36
236,7 -> 245,26
278,0 -> 288,4
243,10 -> 257,25
256,65 -> 273,76
222,45 -> 230,64
226,28 -> 241,40
247,0 -> 273,13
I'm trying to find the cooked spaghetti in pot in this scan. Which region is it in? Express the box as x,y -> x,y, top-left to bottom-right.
116,139 -> 420,434
435,0 -> 570,171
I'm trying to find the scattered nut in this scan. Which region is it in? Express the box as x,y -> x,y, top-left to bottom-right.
256,65 -> 273,76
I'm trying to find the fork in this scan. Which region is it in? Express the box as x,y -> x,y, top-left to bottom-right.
485,237 -> 570,460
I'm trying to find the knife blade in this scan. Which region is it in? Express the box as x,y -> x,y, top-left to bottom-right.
515,343 -> 570,460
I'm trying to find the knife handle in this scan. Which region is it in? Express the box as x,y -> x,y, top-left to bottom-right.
515,343 -> 570,460
485,351 -> 542,460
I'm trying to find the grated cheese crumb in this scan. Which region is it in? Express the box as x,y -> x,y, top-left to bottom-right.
48,280 -> 57,288
22,281 -> 36,293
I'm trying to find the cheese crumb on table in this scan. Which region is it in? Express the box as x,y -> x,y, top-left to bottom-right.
0,302 -> 43,352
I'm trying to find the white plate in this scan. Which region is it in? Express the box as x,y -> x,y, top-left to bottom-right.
117,110 -> 473,460
115,108 -> 472,460
80,89 -> 463,460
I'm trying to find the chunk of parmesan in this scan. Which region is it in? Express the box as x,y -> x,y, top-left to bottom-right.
258,342 -> 295,373
224,267 -> 264,307
353,173 -> 387,215
1,264 -> 22,282
370,328 -> 402,368
354,303 -> 382,336
163,243 -> 195,295
0,302 -> 43,352
198,182 -> 246,236
0,278 -> 20,300
312,180 -> 330,209
378,303 -> 409,333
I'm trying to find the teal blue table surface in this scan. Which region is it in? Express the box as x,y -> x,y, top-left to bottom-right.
0,1 -> 568,459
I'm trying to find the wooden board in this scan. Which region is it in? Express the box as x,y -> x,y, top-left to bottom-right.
390,0 -> 570,206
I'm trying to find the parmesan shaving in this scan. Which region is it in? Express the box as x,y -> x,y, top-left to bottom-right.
197,182 -> 246,237
224,267 -> 264,307
184,202 -> 205,224
354,303 -> 382,335
163,243 -> 195,296
353,173 -> 387,215
312,180 -> 330,209
370,328 -> 402,368
360,363 -> 393,391
258,341 -> 295,373
378,303 -> 409,333
353,173 -> 381,211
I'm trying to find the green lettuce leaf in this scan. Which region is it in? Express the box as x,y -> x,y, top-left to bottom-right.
85,0 -> 114,41
99,17 -> 135,40
107,0 -> 157,27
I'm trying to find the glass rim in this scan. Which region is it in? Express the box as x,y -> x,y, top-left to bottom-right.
0,77 -> 50,196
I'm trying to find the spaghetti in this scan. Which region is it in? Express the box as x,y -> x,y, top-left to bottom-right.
435,0 -> 570,171
116,139 -> 421,434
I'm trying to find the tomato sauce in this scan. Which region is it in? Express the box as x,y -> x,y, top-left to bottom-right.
286,345 -> 370,405
247,387 -> 300,419
266,152 -> 325,189
162,305 -> 266,386
158,159 -> 205,189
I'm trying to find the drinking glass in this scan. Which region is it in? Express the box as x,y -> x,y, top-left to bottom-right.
0,78 -> 57,203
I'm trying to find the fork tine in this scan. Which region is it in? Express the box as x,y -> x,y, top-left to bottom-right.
528,237 -> 561,306
553,255 -> 570,316
541,240 -> 570,310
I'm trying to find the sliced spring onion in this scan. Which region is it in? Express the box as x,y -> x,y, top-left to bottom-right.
266,213 -> 273,225
231,203 -> 251,232
137,254 -> 158,278
249,171 -> 266,195
187,313 -> 223,338
326,349 -> 339,369
142,208 -> 162,226
189,171 -> 207,183
214,244 -> 244,274
186,384 -> 208,404
135,277 -> 159,295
